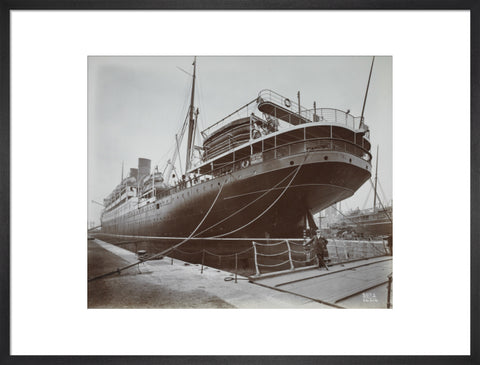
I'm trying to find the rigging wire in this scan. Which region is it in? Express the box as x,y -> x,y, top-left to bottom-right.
377,179 -> 389,206
196,66 -> 208,133
156,78 -> 189,173
368,178 -> 392,222
361,185 -> 372,210
154,69 -> 193,174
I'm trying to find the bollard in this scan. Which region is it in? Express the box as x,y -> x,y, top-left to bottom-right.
387,274 -> 393,308
201,250 -> 205,274
235,253 -> 238,284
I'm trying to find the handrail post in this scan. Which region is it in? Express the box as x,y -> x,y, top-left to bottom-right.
274,135 -> 277,159
387,273 -> 393,308
253,242 -> 260,276
285,240 -> 294,270
201,249 -> 205,274
235,253 -> 238,283
303,127 -> 306,152
249,114 -> 253,156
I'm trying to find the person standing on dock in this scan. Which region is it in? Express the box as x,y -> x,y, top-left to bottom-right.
313,231 -> 329,270
387,235 -> 393,256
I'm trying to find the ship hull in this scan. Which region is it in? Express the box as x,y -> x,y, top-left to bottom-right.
101,149 -> 371,252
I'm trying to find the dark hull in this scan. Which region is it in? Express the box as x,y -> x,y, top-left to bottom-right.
102,150 -> 371,251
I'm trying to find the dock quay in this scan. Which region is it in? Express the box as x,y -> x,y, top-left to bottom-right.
88,238 -> 392,309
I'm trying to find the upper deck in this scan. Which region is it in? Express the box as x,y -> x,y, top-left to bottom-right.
195,89 -> 371,174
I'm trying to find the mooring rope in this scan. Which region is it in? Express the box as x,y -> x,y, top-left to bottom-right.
192,166 -> 299,237
93,233 -> 304,242
90,154 -> 308,280
88,177 -> 227,282
209,154 -> 308,238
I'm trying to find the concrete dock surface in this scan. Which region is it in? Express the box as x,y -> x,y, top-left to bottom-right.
88,238 -> 392,309
253,256 -> 392,308
88,239 -> 332,308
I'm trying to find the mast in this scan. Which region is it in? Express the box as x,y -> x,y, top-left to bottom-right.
186,57 -> 197,172
360,56 -> 375,128
297,91 -> 301,115
373,145 -> 379,212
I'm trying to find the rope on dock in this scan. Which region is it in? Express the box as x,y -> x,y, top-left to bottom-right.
90,154 -> 308,281
88,177 -> 227,282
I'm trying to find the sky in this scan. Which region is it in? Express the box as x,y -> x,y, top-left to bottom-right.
88,56 -> 392,225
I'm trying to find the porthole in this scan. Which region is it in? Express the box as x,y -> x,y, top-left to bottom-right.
289,161 -> 294,165
349,158 -> 352,163
324,156 -> 328,160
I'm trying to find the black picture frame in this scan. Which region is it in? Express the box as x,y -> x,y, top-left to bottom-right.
1,1 -> 478,364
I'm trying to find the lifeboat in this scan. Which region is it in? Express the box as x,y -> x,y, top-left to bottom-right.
203,117 -> 251,160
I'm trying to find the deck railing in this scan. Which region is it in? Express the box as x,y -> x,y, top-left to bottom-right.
257,89 -> 363,130
153,136 -> 371,203
201,89 -> 367,140
201,98 -> 258,139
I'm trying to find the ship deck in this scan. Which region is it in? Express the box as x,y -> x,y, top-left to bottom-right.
89,238 -> 392,309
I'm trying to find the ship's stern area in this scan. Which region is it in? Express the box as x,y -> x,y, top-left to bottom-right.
209,149 -> 372,238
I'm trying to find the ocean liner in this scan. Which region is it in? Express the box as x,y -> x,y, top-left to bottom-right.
99,59 -> 373,250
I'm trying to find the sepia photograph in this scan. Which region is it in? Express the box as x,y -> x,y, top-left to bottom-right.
88,56 -> 393,309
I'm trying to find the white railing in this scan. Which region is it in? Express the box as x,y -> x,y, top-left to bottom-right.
201,98 -> 258,139
257,89 -> 364,130
201,89 -> 368,143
